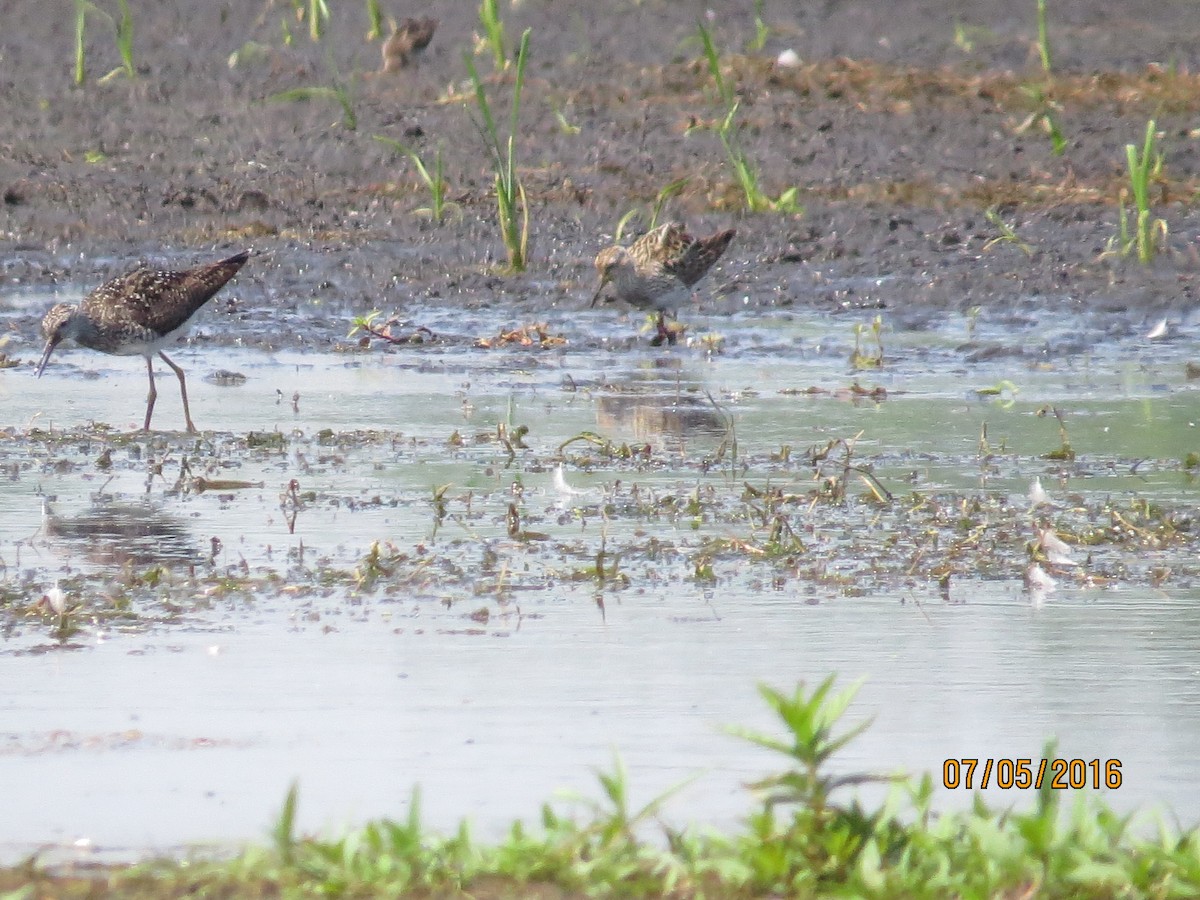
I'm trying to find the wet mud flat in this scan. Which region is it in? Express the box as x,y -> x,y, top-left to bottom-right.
1,0 -> 1200,337
3,0 -> 1200,864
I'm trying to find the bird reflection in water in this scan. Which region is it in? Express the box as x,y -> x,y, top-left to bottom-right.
41,500 -> 203,569
594,359 -> 730,451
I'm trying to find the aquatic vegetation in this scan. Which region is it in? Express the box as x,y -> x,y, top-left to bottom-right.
9,411 -> 1200,656
464,29 -> 532,272
849,316 -> 885,370
1036,404 -> 1075,461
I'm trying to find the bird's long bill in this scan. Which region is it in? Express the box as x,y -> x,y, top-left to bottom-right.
35,338 -> 59,378
589,276 -> 610,308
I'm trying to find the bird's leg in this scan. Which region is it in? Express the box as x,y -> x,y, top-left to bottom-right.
158,351 -> 197,433
143,357 -> 158,431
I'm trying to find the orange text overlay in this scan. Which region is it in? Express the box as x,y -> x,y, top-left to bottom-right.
942,758 -> 1122,790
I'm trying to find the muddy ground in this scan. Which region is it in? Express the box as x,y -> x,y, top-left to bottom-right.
1,0 -> 1200,349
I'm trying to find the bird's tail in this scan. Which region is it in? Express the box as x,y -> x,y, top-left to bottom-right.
164,250 -> 252,314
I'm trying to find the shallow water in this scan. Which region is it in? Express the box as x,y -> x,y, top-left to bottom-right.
2,290 -> 1200,862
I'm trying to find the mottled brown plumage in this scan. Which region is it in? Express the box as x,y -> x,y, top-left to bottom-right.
36,250 -> 250,433
591,222 -> 734,343
380,16 -> 438,72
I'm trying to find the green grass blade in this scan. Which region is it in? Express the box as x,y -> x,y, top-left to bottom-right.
74,0 -> 88,84
116,0 -> 134,77
365,0 -> 383,41
508,30 -> 530,152
697,20 -> 733,109
1036,0 -> 1052,73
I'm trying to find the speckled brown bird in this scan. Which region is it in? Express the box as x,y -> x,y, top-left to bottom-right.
380,16 -> 438,72
36,250 -> 250,433
591,222 -> 735,344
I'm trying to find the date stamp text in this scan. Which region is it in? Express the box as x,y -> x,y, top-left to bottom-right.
943,758 -> 1122,790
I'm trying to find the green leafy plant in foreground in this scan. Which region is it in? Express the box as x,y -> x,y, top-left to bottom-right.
17,675 -> 1200,897
464,29 -> 532,272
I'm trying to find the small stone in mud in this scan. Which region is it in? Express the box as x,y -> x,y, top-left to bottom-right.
206,370 -> 248,386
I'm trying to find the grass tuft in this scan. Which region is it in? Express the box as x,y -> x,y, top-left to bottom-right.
983,207 -> 1034,255
698,21 -> 801,214
464,28 -> 532,271
74,0 -> 136,85
267,54 -> 357,130
268,85 -> 357,130
374,135 -> 454,223
1122,119 -> 1168,264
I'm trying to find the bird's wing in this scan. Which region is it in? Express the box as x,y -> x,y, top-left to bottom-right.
81,256 -> 246,336
666,229 -> 735,287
